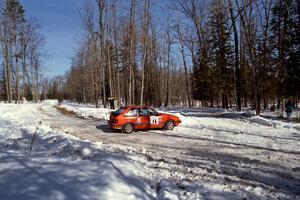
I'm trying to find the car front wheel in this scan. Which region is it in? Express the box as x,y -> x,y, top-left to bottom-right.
122,123 -> 134,134
165,120 -> 175,130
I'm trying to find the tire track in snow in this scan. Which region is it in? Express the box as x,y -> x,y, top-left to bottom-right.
37,104 -> 300,197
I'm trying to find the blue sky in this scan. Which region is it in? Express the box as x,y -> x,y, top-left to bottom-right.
20,0 -> 85,77
0,0 -> 173,77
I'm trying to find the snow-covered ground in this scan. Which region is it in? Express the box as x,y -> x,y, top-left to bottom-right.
59,102 -> 111,120
0,103 -> 154,200
1,101 -> 299,200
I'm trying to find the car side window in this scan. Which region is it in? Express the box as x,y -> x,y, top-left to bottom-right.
125,108 -> 138,117
146,108 -> 158,116
139,108 -> 148,116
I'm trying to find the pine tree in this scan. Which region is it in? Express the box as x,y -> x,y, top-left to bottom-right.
271,0 -> 300,98
0,62 -> 7,100
192,44 -> 214,105
207,0 -> 233,108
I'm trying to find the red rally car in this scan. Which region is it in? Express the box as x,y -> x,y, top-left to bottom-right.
108,106 -> 181,133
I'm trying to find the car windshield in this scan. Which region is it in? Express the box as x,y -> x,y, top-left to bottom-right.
112,107 -> 125,115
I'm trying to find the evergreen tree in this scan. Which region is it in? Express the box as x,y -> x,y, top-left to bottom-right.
271,0 -> 300,98
192,0 -> 233,108
23,84 -> 32,101
192,44 -> 214,104
284,0 -> 300,97
207,0 -> 233,108
0,62 -> 7,100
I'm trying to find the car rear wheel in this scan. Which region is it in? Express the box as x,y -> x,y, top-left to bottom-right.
122,123 -> 134,134
165,120 -> 175,130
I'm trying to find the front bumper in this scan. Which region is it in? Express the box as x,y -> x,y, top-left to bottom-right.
175,120 -> 182,126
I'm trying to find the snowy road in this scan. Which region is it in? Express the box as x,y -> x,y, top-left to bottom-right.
39,104 -> 300,199
1,102 -> 299,200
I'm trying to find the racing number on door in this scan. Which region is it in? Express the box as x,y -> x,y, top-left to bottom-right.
150,116 -> 161,124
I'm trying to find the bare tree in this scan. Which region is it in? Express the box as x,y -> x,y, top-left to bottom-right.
175,21 -> 192,107
96,0 -> 107,107
0,14 -> 12,102
111,0 -> 121,102
28,31 -> 44,102
128,0 -> 136,105
164,19 -> 173,107
228,0 -> 241,111
60,0 -> 300,112
140,0 -> 150,105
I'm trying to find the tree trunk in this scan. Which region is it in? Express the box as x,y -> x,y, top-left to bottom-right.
21,45 -> 27,100
15,54 -> 20,103
164,23 -> 171,108
229,0 -> 241,111
111,1 -> 121,104
34,62 -> 39,102
179,41 -> 191,108
236,0 -> 260,114
97,0 -> 107,107
4,42 -> 12,103
128,0 -> 136,105
30,58 -> 35,102
107,43 -> 113,98
140,0 -> 150,106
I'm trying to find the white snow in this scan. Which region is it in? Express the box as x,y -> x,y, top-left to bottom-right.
0,101 -> 299,200
0,103 -> 155,200
58,102 -> 111,120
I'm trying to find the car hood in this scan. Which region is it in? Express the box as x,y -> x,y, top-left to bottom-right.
159,113 -> 180,120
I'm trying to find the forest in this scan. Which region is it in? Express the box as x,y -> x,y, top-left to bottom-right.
0,0 -> 299,115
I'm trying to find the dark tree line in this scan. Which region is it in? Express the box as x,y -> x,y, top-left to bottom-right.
63,0 -> 192,108
183,0 -> 299,114
62,0 -> 299,114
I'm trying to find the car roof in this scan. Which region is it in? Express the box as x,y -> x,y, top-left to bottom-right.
124,106 -> 151,109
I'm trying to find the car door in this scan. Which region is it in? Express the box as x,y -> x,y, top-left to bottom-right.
147,108 -> 163,129
136,108 -> 150,130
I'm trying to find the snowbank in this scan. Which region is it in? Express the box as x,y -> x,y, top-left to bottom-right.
58,102 -> 111,120
42,99 -> 59,105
